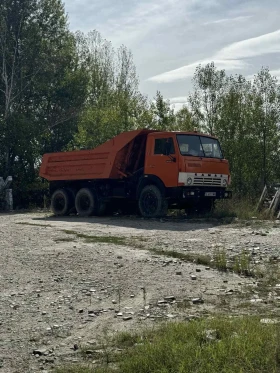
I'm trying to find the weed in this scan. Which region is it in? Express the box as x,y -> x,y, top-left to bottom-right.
233,250 -> 252,276
213,248 -> 227,271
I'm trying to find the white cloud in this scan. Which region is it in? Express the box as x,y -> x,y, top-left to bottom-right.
203,15 -> 252,25
168,96 -> 188,104
147,29 -> 280,83
216,29 -> 280,60
97,0 -> 186,45
147,59 -> 248,83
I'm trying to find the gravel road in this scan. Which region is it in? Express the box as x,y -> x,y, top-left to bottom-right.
1,212 -> 280,372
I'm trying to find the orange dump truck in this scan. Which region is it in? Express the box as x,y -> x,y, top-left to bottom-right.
39,129 -> 232,218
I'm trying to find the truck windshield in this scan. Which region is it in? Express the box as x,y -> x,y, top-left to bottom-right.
176,135 -> 223,159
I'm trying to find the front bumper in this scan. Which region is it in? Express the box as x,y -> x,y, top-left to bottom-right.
179,187 -> 232,200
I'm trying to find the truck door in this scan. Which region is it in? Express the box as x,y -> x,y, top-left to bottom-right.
145,134 -> 178,187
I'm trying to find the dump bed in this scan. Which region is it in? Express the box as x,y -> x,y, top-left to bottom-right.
39,129 -> 155,181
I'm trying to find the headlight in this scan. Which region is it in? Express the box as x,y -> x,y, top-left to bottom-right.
187,177 -> 192,185
222,179 -> 227,187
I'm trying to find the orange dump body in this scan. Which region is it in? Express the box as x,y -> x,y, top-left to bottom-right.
39,129 -> 155,181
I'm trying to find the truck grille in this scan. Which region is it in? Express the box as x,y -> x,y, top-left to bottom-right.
193,176 -> 222,186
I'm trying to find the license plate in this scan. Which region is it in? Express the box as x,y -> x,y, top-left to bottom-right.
205,192 -> 216,197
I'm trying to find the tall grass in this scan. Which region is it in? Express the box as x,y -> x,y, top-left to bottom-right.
55,316 -> 280,373
214,198 -> 270,220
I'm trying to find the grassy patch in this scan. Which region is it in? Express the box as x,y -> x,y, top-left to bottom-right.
62,230 -> 127,245
214,198 -> 271,221
54,237 -> 75,242
15,222 -> 51,227
55,316 -> 280,373
55,365 -> 109,373
149,247 -> 211,266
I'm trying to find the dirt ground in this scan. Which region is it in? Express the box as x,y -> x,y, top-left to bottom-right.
1,212 -> 280,372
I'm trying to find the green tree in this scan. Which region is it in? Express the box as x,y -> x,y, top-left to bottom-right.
189,62 -> 227,134
151,91 -> 175,130
0,0 -> 87,206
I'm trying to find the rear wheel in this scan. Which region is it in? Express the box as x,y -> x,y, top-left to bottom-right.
138,185 -> 168,218
51,189 -> 72,216
75,188 -> 105,217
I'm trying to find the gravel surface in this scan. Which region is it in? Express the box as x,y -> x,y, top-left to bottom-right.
1,212 -> 280,372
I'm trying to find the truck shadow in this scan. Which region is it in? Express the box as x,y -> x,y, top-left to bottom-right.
32,214 -> 234,232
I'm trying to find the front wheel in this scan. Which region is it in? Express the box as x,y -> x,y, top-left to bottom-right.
138,185 -> 168,218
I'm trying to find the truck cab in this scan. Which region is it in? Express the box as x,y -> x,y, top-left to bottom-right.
137,131 -> 231,216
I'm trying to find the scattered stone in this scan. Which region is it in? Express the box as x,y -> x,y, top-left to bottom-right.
164,296 -> 176,302
123,316 -> 132,321
166,314 -> 176,318
260,318 -> 279,324
192,298 -> 204,304
33,349 -> 48,356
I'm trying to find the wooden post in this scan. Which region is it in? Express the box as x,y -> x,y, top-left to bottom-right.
271,189 -> 280,216
257,185 -> 268,211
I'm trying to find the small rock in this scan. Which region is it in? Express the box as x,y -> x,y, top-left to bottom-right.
164,296 -> 176,302
176,271 -> 182,275
196,268 -> 201,272
166,314 -> 176,318
192,298 -> 204,304
260,318 -> 279,324
191,275 -> 197,280
33,349 -> 48,356
123,316 -> 132,321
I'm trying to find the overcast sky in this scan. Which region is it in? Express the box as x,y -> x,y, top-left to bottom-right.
64,0 -> 280,111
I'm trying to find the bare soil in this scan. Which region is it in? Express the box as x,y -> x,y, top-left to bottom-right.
0,212 -> 280,372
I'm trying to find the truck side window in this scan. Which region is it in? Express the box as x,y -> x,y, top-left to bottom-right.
154,138 -> 175,155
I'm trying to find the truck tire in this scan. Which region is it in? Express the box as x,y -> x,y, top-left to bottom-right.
138,185 -> 168,218
75,188 -> 104,217
51,189 -> 72,216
